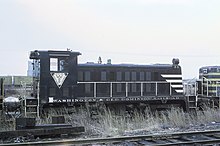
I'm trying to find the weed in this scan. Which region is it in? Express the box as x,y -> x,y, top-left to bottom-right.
1,105 -> 220,137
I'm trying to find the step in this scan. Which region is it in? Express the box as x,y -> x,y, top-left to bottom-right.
26,105 -> 38,107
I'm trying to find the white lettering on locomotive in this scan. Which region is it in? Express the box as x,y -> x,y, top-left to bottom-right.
49,97 -> 54,103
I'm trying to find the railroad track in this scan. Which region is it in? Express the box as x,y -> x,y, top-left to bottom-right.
2,129 -> 220,145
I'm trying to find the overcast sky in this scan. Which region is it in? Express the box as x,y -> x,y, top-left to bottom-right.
0,0 -> 219,79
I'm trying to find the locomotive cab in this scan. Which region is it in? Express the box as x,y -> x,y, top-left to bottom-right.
29,50 -> 81,114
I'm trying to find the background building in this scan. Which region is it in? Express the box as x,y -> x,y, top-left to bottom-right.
27,60 -> 40,77
0,76 -> 33,98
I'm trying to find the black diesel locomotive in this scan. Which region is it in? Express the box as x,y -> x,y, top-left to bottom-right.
29,50 -> 187,115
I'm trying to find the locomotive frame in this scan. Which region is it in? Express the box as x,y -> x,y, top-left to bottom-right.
28,50 -> 189,116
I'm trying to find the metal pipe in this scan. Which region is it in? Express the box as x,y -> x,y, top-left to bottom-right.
110,82 -> 113,97
207,80 -> 208,96
126,82 -> 128,97
170,82 -> 172,95
201,79 -> 203,96
195,82 -> 197,96
37,80 -> 40,118
203,77 -> 208,96
94,83 -> 96,97
141,82 -> 143,96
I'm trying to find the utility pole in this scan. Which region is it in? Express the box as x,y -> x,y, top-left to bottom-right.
0,78 -> 4,110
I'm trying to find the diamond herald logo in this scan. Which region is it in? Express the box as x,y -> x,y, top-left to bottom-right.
51,73 -> 68,88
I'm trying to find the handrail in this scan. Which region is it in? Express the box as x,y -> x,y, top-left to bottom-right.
78,81 -> 171,84
77,81 -> 181,98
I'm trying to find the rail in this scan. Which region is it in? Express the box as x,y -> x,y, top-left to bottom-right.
202,77 -> 220,97
3,129 -> 220,145
183,79 -> 220,97
183,81 -> 197,96
77,81 -> 183,98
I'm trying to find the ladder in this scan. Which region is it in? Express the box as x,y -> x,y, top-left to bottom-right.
24,78 -> 40,117
25,98 -> 39,117
187,96 -> 197,109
